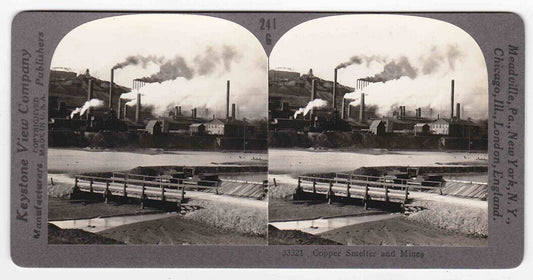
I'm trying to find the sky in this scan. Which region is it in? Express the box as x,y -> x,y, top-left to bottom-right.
51,14 -> 267,119
269,14 -> 489,120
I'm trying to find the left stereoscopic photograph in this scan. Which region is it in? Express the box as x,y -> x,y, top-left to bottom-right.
46,14 -> 268,245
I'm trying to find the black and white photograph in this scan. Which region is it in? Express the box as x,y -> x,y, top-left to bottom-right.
46,14 -> 269,245
267,15 -> 489,246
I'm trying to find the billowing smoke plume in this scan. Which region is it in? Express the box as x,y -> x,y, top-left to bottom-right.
112,55 -> 165,70
336,55 -> 387,69
116,43 -> 264,120
362,56 -> 417,82
113,45 -> 242,83
293,99 -> 328,118
194,45 -> 240,75
139,56 -> 194,82
419,44 -> 464,75
69,99 -> 104,118
336,44 -> 486,119
336,45 -> 464,83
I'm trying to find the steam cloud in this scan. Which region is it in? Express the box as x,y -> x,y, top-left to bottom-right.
343,90 -> 362,100
294,99 -> 328,118
349,100 -> 359,106
70,99 -> 104,118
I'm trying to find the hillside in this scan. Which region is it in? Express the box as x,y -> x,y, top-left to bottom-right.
49,70 -> 131,108
269,73 -> 354,109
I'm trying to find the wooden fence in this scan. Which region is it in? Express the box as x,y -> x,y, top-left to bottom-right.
295,173 -> 443,208
73,173 -> 220,208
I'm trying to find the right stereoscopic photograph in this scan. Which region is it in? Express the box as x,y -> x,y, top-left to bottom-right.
267,15 -> 489,246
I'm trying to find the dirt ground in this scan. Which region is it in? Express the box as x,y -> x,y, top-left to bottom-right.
48,224 -> 124,244
268,198 -> 387,222
319,216 -> 488,246
99,215 -> 266,245
268,225 -> 340,245
48,197 -> 266,245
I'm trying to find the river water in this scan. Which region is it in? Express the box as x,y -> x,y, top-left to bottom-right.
269,148 -> 487,175
50,212 -> 176,233
269,213 -> 400,235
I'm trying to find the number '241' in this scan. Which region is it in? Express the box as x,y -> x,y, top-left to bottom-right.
260,18 -> 276,30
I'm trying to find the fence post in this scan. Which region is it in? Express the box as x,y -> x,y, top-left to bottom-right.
385,185 -> 389,202
346,181 -> 350,198
439,182 -> 443,195
312,179 -> 316,194
404,186 -> 409,203
104,181 -> 110,204
215,180 -> 220,195
161,186 -> 165,202
180,186 -> 186,202
74,177 -> 78,188
123,177 -> 127,199
364,185 -> 369,210
140,183 -> 145,209
89,179 -> 93,194
273,178 -> 277,187
327,181 -> 333,204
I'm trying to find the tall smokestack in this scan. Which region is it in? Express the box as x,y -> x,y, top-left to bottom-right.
310,79 -> 316,119
117,98 -> 122,119
359,92 -> 365,121
456,103 -> 461,120
333,69 -> 337,109
109,69 -> 114,109
231,103 -> 236,120
123,102 -> 127,119
311,79 -> 316,101
341,98 -> 346,119
192,108 -> 197,118
135,93 -> 141,123
226,80 -> 230,120
451,79 -> 455,120
86,79 -> 93,120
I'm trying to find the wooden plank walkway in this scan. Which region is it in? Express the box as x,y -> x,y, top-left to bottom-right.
436,180 -> 488,200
